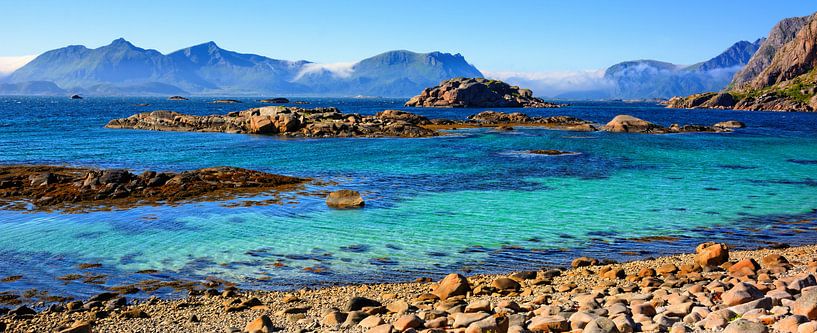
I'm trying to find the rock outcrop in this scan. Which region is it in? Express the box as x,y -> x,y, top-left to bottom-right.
0,165 -> 306,212
325,190 -> 365,209
669,12 -> 817,112
405,78 -> 563,108
602,115 -> 736,134
106,107 -> 438,138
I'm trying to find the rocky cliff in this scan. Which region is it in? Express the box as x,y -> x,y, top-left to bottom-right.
404,78 -> 562,108
668,12 -> 817,112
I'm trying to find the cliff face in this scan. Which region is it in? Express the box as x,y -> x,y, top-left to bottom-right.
730,15 -> 809,88
746,14 -> 817,90
669,12 -> 817,112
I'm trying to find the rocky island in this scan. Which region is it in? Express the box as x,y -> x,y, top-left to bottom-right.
106,107 -> 439,138
107,107 -> 745,138
0,165 -> 306,212
667,13 -> 817,111
405,78 -> 564,108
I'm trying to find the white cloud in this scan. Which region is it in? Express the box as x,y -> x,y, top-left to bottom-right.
294,62 -> 355,80
0,55 -> 36,76
483,69 -> 615,98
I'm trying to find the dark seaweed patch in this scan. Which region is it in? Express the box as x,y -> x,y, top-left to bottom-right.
339,244 -> 370,253
787,159 -> 817,165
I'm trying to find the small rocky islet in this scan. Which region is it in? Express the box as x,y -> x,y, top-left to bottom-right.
404,77 -> 565,108
3,243 -> 817,333
0,165 -> 307,212
106,106 -> 745,138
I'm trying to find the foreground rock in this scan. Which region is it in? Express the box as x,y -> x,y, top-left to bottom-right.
602,114 -> 738,134
0,165 -> 306,212
326,190 -> 365,209
6,243 -> 817,333
405,77 -> 564,108
106,107 -> 438,138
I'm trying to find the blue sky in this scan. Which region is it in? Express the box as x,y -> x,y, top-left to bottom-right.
0,1 -> 813,72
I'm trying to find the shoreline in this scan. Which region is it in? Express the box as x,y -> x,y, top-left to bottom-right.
3,243 -> 817,332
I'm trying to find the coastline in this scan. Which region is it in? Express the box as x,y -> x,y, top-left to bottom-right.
3,243 -> 817,332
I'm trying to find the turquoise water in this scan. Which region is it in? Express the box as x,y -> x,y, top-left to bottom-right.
1,96 -> 817,302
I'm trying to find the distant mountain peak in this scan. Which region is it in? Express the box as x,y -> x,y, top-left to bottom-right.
109,38 -> 136,48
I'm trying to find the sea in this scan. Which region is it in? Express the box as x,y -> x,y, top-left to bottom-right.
1,96 -> 816,304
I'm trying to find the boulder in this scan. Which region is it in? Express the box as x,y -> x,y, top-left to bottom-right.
792,288 -> 817,319
723,319 -> 767,333
713,120 -> 746,129
245,315 -> 275,333
694,242 -> 729,267
432,273 -> 471,300
346,296 -> 381,311
326,190 -> 365,209
602,115 -> 666,133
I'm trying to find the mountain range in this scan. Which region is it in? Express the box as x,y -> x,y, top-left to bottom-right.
0,37 -> 768,99
668,12 -> 817,111
0,39 -> 483,97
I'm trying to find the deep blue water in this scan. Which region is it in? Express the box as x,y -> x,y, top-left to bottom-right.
1,96 -> 817,304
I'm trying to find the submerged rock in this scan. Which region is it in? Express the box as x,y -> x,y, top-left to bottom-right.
405,77 -> 564,108
529,149 -> 576,156
326,190 -> 365,209
0,165 -> 306,212
210,99 -> 242,104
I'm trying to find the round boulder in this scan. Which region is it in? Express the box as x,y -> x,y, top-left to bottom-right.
326,190 -> 365,209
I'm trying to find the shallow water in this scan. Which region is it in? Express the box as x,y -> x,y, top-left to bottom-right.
1,96 -> 817,302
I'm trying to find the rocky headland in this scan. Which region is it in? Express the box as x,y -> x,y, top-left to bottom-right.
3,243 -> 817,333
0,165 -> 306,212
667,12 -> 817,112
404,78 -> 564,108
106,107 -> 439,138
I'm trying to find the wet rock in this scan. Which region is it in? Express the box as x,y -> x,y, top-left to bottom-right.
572,257 -> 599,268
432,273 -> 471,300
528,150 -> 576,156
713,120 -> 746,129
326,190 -> 365,209
10,305 -> 36,317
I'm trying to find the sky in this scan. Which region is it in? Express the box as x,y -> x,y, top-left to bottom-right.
0,1 -> 813,75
